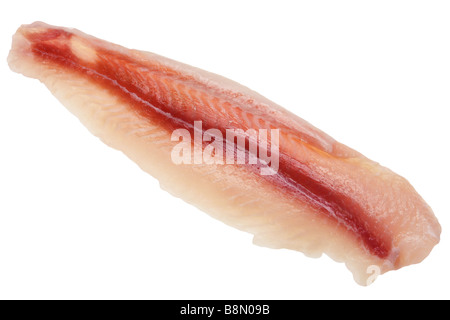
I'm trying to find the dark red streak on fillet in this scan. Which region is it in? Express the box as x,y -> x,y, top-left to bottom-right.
27,30 -> 391,259
277,156 -> 390,258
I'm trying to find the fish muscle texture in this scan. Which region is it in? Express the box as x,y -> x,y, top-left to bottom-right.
8,22 -> 441,285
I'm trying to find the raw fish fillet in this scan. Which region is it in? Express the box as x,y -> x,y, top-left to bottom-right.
8,22 -> 441,285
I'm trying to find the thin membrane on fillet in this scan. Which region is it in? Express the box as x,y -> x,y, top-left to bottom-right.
8,22 -> 441,285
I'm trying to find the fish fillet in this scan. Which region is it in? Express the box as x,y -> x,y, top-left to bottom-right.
8,22 -> 441,285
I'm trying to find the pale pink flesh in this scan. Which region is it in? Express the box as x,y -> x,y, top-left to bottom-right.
8,22 -> 441,285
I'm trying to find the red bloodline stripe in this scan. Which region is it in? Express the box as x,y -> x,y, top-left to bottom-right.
278,156 -> 390,258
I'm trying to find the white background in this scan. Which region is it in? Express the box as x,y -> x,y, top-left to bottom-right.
0,0 -> 449,299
